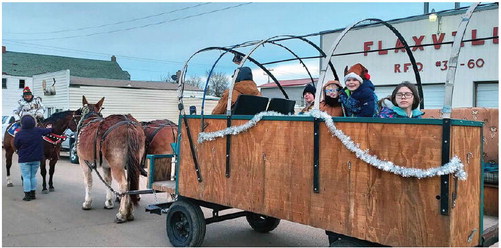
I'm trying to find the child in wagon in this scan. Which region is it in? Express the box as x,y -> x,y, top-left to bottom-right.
319,80 -> 343,117
339,63 -> 378,117
378,81 -> 424,118
299,83 -> 316,114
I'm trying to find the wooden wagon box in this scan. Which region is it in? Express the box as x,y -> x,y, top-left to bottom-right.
423,107 -> 498,164
177,115 -> 483,247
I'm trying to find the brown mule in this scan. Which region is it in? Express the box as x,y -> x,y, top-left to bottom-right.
141,119 -> 178,181
76,96 -> 146,223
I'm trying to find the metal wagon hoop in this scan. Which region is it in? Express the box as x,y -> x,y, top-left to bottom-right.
313,18 -> 424,110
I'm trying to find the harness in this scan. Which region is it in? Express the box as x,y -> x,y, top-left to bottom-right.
42,133 -> 67,145
96,115 -> 139,167
141,120 -> 177,167
7,120 -> 68,145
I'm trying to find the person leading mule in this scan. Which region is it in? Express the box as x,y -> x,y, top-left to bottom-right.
14,115 -> 53,201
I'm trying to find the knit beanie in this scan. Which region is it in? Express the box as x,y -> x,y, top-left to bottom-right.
303,84 -> 316,96
235,67 -> 253,82
23,86 -> 32,96
344,63 -> 370,84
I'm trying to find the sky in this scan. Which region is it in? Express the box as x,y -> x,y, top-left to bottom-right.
2,1 -> 475,85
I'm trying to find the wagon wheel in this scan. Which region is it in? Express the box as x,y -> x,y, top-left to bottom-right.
166,199 -> 206,247
245,213 -> 280,233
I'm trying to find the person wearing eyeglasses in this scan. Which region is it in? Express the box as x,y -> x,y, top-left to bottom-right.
319,80 -> 343,117
378,81 -> 424,118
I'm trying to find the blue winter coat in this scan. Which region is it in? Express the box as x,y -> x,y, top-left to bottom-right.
379,106 -> 424,118
339,79 -> 378,117
14,115 -> 52,163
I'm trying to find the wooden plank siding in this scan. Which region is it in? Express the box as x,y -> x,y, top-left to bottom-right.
68,86 -> 217,122
177,117 -> 482,246
2,75 -> 34,116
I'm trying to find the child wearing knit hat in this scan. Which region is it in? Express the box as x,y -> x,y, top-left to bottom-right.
339,63 -> 378,117
299,84 -> 316,114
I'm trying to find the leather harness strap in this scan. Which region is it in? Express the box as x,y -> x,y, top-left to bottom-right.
98,115 -> 139,167
141,122 -> 177,167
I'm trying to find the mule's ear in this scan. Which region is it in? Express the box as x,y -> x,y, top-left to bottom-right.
82,95 -> 88,106
96,97 -> 105,111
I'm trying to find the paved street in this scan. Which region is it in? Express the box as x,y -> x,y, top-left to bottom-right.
2,152 -> 328,247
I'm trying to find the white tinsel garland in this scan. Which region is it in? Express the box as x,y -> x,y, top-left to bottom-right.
198,110 -> 467,180
197,111 -> 289,143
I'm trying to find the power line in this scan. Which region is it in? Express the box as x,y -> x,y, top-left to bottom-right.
2,40 -> 238,70
3,40 -> 182,64
5,2 -> 252,41
5,3 -> 211,35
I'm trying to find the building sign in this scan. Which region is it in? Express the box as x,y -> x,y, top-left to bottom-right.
362,27 -> 498,74
320,6 -> 498,107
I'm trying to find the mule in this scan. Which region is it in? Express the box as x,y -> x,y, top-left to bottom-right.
3,110 -> 80,192
141,119 -> 178,181
76,96 -> 146,223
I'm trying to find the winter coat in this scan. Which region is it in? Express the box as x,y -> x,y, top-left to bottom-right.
211,80 -> 261,115
319,80 -> 343,117
13,96 -> 45,119
299,102 -> 314,115
339,79 -> 378,117
14,115 -> 52,163
379,106 -> 424,119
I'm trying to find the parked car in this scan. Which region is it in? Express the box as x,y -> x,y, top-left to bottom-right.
61,129 -> 78,164
2,115 -> 16,142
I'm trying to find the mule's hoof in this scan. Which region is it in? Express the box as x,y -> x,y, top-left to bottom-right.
6,183 -> 13,187
126,215 -> 135,221
104,201 -> 114,209
82,202 -> 92,210
41,190 -> 49,194
49,188 -> 55,192
114,217 -> 127,224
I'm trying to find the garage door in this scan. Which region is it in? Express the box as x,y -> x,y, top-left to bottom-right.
375,84 -> 444,109
476,82 -> 498,107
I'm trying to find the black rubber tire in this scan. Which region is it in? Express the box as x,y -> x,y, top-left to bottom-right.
329,239 -> 366,247
245,213 -> 280,233
166,200 -> 206,247
69,143 -> 79,164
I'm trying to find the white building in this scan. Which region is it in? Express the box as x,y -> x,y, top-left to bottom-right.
31,70 -> 217,122
319,4 -> 498,108
2,47 -> 218,122
2,75 -> 34,117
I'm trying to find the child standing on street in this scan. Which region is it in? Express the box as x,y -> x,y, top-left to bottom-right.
14,115 -> 52,201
